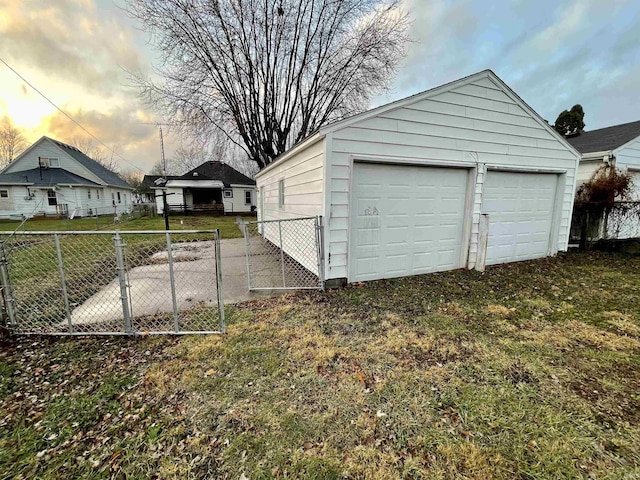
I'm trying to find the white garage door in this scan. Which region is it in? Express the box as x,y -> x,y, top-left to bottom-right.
483,171 -> 558,265
350,163 -> 469,282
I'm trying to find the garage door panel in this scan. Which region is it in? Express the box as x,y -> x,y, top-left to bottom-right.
350,163 -> 468,282
483,171 -> 558,265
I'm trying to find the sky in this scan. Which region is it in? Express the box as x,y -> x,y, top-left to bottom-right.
1,0 -> 639,173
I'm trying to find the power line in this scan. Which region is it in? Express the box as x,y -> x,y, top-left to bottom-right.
0,57 -> 144,173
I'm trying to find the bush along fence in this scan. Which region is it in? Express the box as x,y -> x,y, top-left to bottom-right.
570,201 -> 640,250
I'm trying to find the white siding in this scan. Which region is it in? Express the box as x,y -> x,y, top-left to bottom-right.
0,186 -> 33,217
325,75 -> 577,280
155,187 -> 184,214
4,139 -> 106,185
0,185 -> 132,219
256,139 -> 325,222
615,136 -> 640,200
223,186 -> 257,214
576,160 -> 602,188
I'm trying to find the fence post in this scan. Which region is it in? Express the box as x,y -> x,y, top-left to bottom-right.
165,232 -> 180,332
242,222 -> 253,291
214,229 -> 226,334
113,232 -> 133,334
279,220 -> 286,288
0,244 -> 17,330
315,216 -> 325,290
54,234 -> 73,333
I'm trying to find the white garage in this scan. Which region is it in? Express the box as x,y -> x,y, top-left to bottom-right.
350,163 -> 470,282
256,70 -> 581,287
482,171 -> 560,265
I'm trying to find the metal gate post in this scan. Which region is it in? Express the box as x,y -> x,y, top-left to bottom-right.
279,221 -> 286,288
0,244 -> 16,329
242,222 -> 253,290
113,232 -> 133,334
214,229 -> 226,333
165,232 -> 180,332
314,216 -> 325,290
54,234 -> 73,333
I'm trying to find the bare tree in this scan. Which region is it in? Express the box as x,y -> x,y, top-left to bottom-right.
70,137 -> 120,173
0,122 -> 27,168
128,0 -> 410,169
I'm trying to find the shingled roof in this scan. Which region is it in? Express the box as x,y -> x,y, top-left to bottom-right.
46,137 -> 132,188
143,161 -> 255,188
566,120 -> 640,154
0,168 -> 101,187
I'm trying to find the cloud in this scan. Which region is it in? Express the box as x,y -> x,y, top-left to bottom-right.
377,0 -> 640,130
39,106 -> 176,172
0,0 -> 144,94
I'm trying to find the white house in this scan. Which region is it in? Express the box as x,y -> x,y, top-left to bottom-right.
256,70 -> 581,286
566,120 -> 640,240
566,120 -> 640,200
0,136 -> 134,219
143,161 -> 256,215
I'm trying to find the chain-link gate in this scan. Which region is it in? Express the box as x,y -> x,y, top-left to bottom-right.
242,216 -> 324,290
0,230 -> 225,335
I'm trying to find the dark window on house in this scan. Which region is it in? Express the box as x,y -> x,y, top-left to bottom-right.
117,192 -> 121,204
97,190 -> 100,200
0,190 -> 8,198
111,192 -> 115,205
47,189 -> 57,206
88,189 -> 92,200
224,189 -> 233,198
245,190 -> 252,205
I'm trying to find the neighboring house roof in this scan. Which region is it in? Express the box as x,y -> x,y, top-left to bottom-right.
566,120 -> 640,154
143,161 -> 256,188
0,168 -> 101,187
47,138 -> 132,188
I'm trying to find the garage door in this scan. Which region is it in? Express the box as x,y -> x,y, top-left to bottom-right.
350,163 -> 469,282
483,171 -> 558,265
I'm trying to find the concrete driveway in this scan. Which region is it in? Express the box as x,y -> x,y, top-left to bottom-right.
71,237 -> 281,325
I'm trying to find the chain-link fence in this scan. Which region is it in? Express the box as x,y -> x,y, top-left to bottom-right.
570,201 -> 640,248
8,203 -> 157,231
0,230 -> 224,335
242,217 -> 323,290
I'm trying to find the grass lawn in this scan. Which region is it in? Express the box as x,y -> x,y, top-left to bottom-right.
0,214 -> 251,239
1,252 -> 639,479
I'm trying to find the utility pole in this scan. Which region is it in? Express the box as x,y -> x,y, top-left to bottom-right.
159,127 -> 170,231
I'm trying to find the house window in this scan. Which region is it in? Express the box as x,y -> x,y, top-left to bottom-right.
245,190 -> 252,205
49,158 -> 60,167
0,190 -> 8,198
47,189 -> 57,206
224,189 -> 233,198
88,189 -> 92,200
278,179 -> 284,208
111,192 -> 115,205
39,157 -> 50,168
97,190 -> 100,200
117,192 -> 121,204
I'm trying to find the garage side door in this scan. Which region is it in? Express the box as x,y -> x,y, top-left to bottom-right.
350,163 -> 468,282
483,171 -> 558,265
